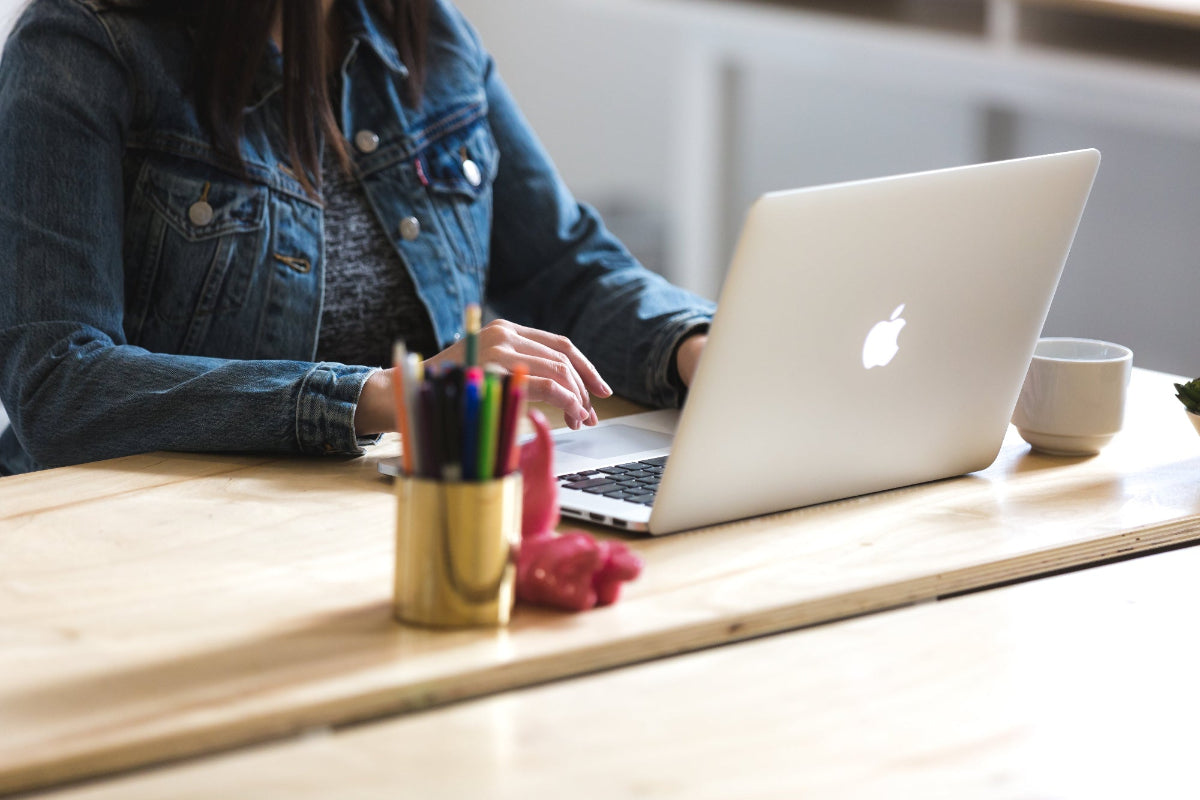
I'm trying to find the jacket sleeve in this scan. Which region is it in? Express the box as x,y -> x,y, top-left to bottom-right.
0,0 -> 374,471
458,24 -> 715,409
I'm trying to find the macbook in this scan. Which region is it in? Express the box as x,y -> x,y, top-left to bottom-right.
552,149 -> 1101,534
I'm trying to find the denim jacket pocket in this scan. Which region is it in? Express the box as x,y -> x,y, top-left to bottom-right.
124,160 -> 268,354
416,113 -> 499,274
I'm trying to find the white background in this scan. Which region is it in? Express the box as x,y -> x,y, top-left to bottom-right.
0,0 -> 18,44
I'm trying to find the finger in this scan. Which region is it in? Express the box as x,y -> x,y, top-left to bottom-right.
500,327 -> 593,415
422,339 -> 463,372
479,337 -> 590,424
523,359 -> 588,424
480,324 -> 592,414
525,373 -> 589,430
425,333 -> 593,428
508,324 -> 611,399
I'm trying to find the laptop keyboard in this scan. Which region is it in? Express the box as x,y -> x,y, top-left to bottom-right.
557,456 -> 668,506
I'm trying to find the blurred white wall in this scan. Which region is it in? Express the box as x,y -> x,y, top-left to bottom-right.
458,0 -> 1200,377
0,0 -> 21,42
455,0 -> 686,279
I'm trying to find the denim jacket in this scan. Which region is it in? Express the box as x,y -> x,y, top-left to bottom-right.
0,0 -> 714,474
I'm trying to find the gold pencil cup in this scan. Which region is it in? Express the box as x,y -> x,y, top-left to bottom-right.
393,475 -> 522,628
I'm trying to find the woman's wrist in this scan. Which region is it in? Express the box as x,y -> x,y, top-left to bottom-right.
354,369 -> 396,435
674,333 -> 708,388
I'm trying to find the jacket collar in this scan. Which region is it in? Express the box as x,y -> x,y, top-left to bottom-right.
342,0 -> 410,78
246,0 -> 409,111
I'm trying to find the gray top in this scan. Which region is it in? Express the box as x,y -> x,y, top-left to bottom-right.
316,147 -> 438,368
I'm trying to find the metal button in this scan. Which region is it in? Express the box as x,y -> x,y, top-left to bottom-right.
354,130 -> 380,154
399,216 -> 421,241
462,158 -> 482,187
188,201 -> 214,227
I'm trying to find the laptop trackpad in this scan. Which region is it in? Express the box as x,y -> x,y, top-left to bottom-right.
554,424 -> 673,460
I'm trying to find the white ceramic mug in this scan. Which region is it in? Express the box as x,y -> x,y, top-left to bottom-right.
1011,337 -> 1133,456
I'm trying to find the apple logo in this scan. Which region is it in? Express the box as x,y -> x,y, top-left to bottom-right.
862,304 -> 907,369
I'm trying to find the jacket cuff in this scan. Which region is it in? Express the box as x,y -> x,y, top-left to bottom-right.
295,363 -> 379,455
645,312 -> 715,408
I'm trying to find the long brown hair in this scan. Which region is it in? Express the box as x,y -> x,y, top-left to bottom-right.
192,0 -> 430,197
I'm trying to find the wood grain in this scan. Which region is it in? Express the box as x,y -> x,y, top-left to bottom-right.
1,368 -> 1198,794
31,541 -> 1200,799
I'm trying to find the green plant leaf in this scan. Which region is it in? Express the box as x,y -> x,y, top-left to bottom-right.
1176,378 -> 1200,413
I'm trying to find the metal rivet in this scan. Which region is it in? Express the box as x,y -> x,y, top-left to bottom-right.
462,158 -> 482,187
399,216 -> 420,241
188,201 -> 214,227
354,130 -> 380,154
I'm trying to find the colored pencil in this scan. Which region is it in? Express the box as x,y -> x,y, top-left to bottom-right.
461,367 -> 483,481
464,303 -> 481,368
498,365 -> 528,476
477,369 -> 502,480
417,382 -> 440,480
391,341 -> 414,475
402,353 -> 423,476
439,372 -> 462,482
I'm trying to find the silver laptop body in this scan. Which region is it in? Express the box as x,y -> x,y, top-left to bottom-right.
553,149 -> 1101,535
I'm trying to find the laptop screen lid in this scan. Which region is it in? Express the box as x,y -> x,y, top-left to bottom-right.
545,150 -> 1100,534
639,149 -> 1100,534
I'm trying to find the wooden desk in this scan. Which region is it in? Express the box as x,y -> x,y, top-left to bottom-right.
2,368 -> 1198,794
32,538 -> 1200,799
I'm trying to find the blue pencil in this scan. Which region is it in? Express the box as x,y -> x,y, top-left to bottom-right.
461,368 -> 483,481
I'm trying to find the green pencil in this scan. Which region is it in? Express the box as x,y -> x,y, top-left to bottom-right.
477,370 -> 502,480
464,303 -> 481,367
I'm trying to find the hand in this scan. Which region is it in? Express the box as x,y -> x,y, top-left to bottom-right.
425,320 -> 612,431
675,333 -> 708,388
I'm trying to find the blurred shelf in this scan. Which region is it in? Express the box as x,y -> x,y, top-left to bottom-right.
743,0 -> 1200,69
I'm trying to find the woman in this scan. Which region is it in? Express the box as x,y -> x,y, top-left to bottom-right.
0,0 -> 713,475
